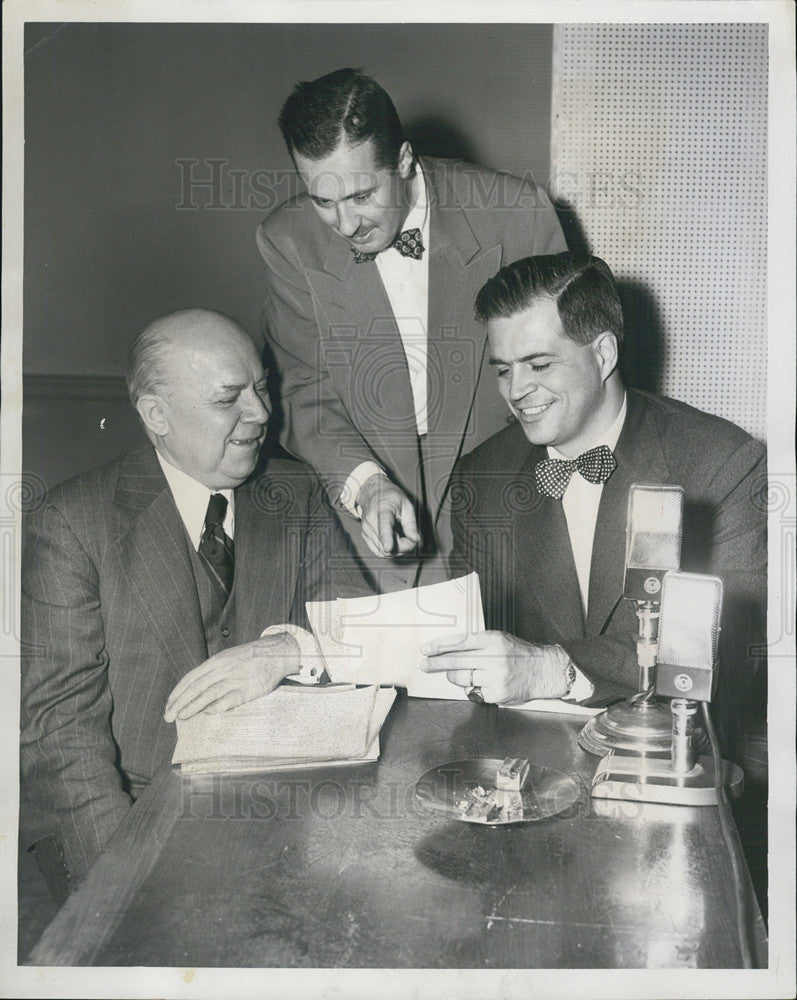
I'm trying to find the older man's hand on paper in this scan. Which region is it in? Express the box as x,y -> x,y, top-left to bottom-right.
164,632 -> 300,722
420,631 -> 574,704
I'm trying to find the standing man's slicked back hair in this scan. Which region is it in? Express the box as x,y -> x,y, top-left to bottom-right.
475,251 -> 625,347
277,68 -> 406,170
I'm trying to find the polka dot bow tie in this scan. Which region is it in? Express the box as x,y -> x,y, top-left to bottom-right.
534,444 -> 618,500
351,228 -> 425,263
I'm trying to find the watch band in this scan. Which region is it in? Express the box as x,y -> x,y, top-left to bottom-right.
562,660 -> 577,699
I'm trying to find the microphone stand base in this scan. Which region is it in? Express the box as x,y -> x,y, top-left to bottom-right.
590,752 -> 744,806
578,696 -> 709,757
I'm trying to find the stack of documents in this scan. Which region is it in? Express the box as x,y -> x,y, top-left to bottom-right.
173,684 -> 396,773
173,572 -> 599,775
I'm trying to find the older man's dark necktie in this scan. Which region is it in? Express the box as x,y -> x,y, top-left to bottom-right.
534,444 -> 617,500
351,227 -> 425,263
198,493 -> 234,601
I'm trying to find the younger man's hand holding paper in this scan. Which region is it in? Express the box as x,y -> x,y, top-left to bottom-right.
421,631 -> 577,704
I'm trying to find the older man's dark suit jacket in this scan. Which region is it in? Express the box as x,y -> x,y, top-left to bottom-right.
21,445 -> 366,884
450,389 -> 767,749
257,156 -> 566,578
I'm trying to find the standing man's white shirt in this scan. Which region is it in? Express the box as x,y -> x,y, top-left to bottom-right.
341,164 -> 430,513
375,165 -> 430,435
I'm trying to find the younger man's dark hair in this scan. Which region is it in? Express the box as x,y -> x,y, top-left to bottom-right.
475,252 -> 625,347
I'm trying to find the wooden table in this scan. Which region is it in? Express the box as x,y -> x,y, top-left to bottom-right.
29,694 -> 767,968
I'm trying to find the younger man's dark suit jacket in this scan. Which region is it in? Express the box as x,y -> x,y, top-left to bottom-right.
21,445 -> 367,883
449,388 -> 767,749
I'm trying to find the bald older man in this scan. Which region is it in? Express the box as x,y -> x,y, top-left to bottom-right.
21,310 -> 367,894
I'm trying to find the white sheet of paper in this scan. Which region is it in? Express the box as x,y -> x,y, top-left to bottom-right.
305,597 -> 363,682
504,699 -> 602,717
307,576 -> 603,709
331,573 -> 484,699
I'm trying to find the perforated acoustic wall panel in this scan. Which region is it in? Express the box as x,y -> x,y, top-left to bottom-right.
551,23 -> 767,440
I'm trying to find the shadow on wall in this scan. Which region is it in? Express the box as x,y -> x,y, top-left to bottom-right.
22,376 -> 147,498
404,130 -> 667,397
616,282 -> 665,394
404,117 -> 480,164
555,202 -> 590,258
555,202 -> 666,394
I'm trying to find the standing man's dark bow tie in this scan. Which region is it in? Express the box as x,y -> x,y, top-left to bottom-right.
534,444 -> 617,500
198,493 -> 235,598
351,227 -> 425,263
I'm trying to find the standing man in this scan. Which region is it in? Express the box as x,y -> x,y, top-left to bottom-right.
21,309 -> 367,893
422,253 -> 766,752
257,68 -> 567,588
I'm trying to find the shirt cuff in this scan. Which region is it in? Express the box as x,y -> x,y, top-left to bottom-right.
261,624 -> 326,685
339,462 -> 385,516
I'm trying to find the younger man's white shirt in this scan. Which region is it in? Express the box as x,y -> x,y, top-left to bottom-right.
543,394 -> 627,704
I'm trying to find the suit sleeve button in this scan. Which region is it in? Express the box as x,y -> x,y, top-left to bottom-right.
221,627 -> 230,638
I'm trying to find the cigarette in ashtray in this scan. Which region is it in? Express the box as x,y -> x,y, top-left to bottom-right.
496,757 -> 530,791
454,758 -> 531,822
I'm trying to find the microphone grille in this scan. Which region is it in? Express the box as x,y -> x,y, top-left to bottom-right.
658,571 -> 723,670
625,484 -> 684,570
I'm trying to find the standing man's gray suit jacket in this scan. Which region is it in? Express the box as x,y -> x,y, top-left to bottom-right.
257,156 -> 567,580
21,445 -> 366,884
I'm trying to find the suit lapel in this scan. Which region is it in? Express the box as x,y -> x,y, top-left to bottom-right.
514,444 -> 586,641
424,159 -> 503,516
113,447 -> 207,680
231,477 -> 296,642
305,159 -> 507,517
586,391 -> 672,635
307,241 -> 420,498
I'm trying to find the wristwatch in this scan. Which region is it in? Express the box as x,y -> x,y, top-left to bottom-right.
561,659 -> 577,699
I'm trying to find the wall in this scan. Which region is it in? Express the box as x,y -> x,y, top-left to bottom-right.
22,22 -> 556,489
25,20 -> 769,490
551,23 -> 768,441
